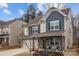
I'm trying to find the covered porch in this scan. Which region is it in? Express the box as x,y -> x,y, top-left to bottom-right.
0,34 -> 9,47
37,31 -> 65,51
38,36 -> 65,51
23,31 -> 65,51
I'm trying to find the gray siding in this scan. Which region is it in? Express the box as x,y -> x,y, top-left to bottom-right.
46,11 -> 64,32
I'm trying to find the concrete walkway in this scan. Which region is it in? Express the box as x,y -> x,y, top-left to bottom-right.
0,48 -> 29,56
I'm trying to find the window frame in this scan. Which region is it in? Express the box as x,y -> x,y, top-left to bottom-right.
50,20 -> 60,31
51,37 -> 61,46
32,26 -> 39,34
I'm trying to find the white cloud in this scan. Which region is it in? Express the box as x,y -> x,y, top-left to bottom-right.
37,3 -> 47,14
0,3 -> 8,9
4,9 -> 11,15
37,3 -> 47,12
19,9 -> 24,15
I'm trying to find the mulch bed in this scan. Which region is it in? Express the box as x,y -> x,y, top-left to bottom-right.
15,50 -> 64,56
33,50 -> 64,56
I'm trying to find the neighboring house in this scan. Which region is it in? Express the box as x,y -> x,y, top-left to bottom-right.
0,19 -> 26,47
23,7 -> 73,51
73,14 -> 79,47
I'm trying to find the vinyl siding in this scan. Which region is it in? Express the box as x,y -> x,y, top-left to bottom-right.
40,22 -> 46,33
24,27 -> 29,36
46,11 -> 64,32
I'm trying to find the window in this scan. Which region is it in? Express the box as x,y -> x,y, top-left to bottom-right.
32,26 -> 38,34
6,31 -> 8,34
16,24 -> 23,29
51,37 -> 60,46
50,20 -> 60,31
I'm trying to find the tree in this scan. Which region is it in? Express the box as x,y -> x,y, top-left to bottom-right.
35,10 -> 43,21
22,4 -> 36,23
22,14 -> 29,22
38,11 -> 43,16
37,10 -> 43,17
27,5 -> 36,19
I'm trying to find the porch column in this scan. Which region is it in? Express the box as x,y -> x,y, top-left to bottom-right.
65,36 -> 68,50
34,38 -> 39,49
61,36 -> 65,50
32,37 -> 35,51
4,37 -> 7,46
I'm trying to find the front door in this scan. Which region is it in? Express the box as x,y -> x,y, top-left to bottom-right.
51,37 -> 61,50
42,37 -> 62,50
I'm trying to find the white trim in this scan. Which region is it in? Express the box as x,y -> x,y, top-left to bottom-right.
24,27 -> 28,36
32,26 -> 38,34
50,20 -> 60,31
40,22 -> 46,33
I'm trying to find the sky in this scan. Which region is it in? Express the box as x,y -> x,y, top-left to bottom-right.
0,3 -> 79,21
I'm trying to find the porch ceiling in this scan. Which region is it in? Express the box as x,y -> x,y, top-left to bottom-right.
24,31 -> 64,39
38,31 -> 64,37
0,34 -> 9,38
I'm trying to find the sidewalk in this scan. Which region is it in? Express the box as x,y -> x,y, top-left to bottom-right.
0,48 -> 29,56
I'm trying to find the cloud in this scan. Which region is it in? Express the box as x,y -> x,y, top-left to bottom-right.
19,9 -> 24,15
0,3 -> 10,15
0,3 -> 8,9
37,3 -> 47,14
4,9 -> 11,15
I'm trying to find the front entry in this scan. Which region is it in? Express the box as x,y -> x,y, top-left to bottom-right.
0,38 -> 4,47
0,37 -> 9,47
38,36 -> 64,51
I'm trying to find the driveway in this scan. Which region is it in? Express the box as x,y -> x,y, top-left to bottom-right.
0,48 -> 29,56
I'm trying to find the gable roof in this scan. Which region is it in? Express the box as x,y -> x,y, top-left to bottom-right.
26,7 -> 71,26
4,19 -> 17,25
0,19 -> 26,27
27,14 -> 43,26
39,7 -> 71,23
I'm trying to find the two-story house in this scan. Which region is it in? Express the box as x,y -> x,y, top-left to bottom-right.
0,19 -> 26,47
23,7 -> 73,51
73,14 -> 79,47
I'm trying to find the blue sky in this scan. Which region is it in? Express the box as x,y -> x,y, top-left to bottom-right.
0,3 -> 79,21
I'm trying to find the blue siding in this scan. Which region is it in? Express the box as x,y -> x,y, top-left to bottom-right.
46,11 -> 64,32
